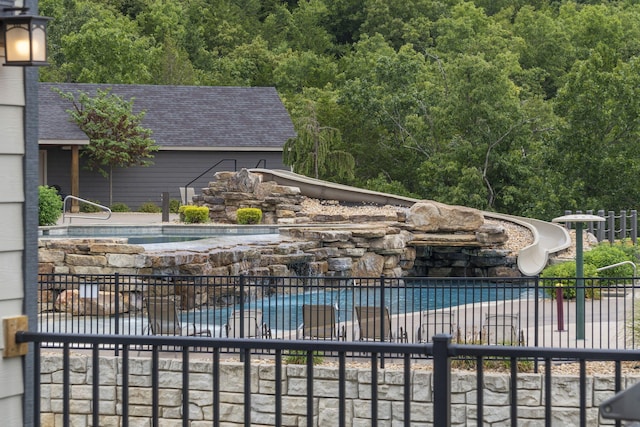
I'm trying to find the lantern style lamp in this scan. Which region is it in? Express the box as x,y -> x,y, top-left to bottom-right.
1,7 -> 51,66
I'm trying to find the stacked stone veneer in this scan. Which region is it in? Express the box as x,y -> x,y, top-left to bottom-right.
193,169 -> 307,224
38,353 -> 626,426
38,224 -> 517,306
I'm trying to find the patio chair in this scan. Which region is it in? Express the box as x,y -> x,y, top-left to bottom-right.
416,309 -> 460,343
355,306 -> 407,342
299,304 -> 346,340
145,297 -> 211,337
480,313 -> 525,345
224,309 -> 272,339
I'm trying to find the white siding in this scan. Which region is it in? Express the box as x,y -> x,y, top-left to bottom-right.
0,55 -> 26,426
0,155 -> 24,202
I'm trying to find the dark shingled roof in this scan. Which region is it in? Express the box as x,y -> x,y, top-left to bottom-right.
39,83 -> 296,148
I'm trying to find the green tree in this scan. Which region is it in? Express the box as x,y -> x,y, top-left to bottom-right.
56,88 -> 159,205
283,101 -> 355,181
553,45 -> 640,211
57,9 -> 159,83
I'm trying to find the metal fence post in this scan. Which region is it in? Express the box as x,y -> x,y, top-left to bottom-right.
608,211 -> 616,244
632,210 -> 638,244
380,274 -> 385,369
239,274 -> 245,362
114,273 -> 120,356
432,334 -> 452,427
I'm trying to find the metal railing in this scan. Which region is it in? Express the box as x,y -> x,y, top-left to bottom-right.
61,195 -> 111,224
37,273 -> 640,352
183,158 -> 237,192
16,331 -> 640,426
564,209 -> 639,243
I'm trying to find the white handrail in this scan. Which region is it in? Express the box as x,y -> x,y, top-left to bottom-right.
596,261 -> 637,277
62,196 -> 112,224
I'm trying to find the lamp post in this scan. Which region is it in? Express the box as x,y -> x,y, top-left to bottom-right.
0,6 -> 51,66
552,214 -> 604,340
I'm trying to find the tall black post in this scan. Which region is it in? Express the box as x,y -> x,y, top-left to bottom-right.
432,334 -> 452,427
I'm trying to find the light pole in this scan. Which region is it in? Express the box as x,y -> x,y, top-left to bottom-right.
552,214 -> 604,340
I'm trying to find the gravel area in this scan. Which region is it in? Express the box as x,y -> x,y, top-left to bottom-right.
300,198 -> 535,255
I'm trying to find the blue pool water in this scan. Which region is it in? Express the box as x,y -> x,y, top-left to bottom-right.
181,283 -> 525,332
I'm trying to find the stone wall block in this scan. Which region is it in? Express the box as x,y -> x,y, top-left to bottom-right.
107,253 -> 148,268
328,257 -> 353,272
354,398 -> 391,420
550,376 -> 590,406
39,248 -> 65,263
407,201 -> 484,232
90,243 -> 144,254
351,252 -> 384,277
66,254 -> 107,267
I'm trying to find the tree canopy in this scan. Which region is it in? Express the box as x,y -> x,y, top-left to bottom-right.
40,0 -> 640,220
55,88 -> 158,205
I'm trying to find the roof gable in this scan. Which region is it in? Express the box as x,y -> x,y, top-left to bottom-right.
39,83 -> 296,149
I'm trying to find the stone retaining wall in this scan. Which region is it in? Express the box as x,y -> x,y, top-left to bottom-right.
38,353 -> 623,426
38,225 -> 516,280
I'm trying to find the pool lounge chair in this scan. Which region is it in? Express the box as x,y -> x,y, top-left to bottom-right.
355,306 -> 407,342
416,309 -> 460,343
224,309 -> 272,339
145,297 -> 211,337
481,313 -> 525,345
299,304 -> 346,340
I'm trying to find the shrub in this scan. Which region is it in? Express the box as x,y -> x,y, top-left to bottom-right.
169,199 -> 181,214
540,261 -> 599,299
138,202 -> 162,213
237,207 -> 262,224
39,185 -> 63,226
80,200 -> 103,213
584,242 -> 635,284
284,350 -> 323,365
110,202 -> 130,212
182,206 -> 209,223
612,239 -> 640,262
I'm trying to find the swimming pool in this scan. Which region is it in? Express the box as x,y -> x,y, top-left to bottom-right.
181,281 -> 529,335
38,224 -> 281,244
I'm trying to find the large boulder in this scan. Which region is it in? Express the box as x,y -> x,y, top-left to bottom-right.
55,289 -> 129,315
406,201 -> 484,232
226,168 -> 261,193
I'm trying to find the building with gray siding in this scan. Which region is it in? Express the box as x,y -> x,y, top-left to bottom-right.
39,83 -> 296,209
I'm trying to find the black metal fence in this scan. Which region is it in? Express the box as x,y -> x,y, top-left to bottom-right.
38,273 -> 640,352
17,331 -> 640,426
564,209 -> 638,244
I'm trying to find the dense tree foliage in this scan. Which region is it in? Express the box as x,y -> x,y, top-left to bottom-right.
39,0 -> 640,220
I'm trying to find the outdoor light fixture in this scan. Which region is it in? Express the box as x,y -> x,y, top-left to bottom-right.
0,7 -> 50,66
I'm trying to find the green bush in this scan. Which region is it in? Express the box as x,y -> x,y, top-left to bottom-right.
612,239 -> 640,262
237,207 -> 262,224
110,202 -> 130,212
169,199 -> 181,214
540,261 -> 599,299
584,242 -> 635,283
138,202 -> 162,213
38,185 -> 63,226
182,206 -> 209,223
80,199 -> 103,213
284,350 -> 323,365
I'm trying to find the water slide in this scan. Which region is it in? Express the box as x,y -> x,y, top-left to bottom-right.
250,169 -> 571,276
